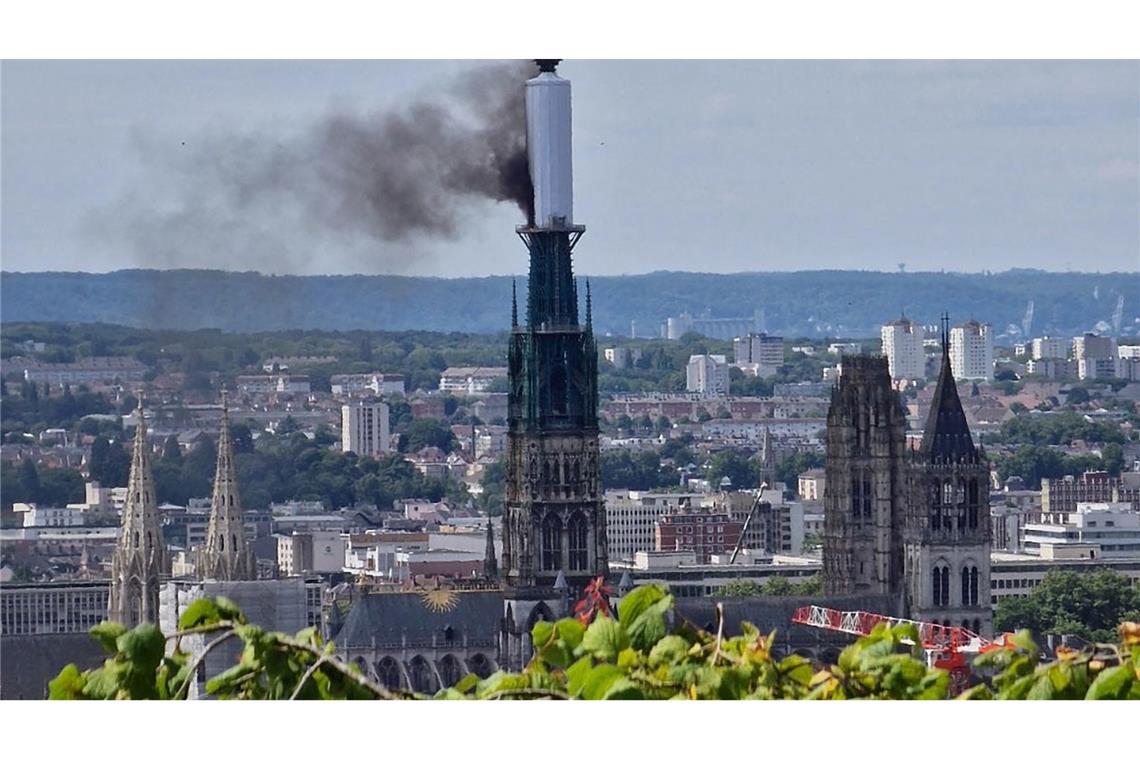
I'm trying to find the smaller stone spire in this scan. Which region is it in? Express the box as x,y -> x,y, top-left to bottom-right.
585,278 -> 592,329
511,280 -> 518,327
483,516 -> 498,580
108,391 -> 166,626
202,389 -> 255,580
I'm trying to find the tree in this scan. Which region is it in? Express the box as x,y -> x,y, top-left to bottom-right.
398,418 -> 457,454
18,458 -> 41,502
994,569 -> 1140,642
1101,443 -> 1124,478
162,435 -> 183,463
705,450 -> 758,491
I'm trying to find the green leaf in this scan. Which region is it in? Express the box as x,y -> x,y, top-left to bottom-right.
117,624 -> 166,674
648,635 -> 691,667
625,596 -> 672,652
554,618 -> 585,651
531,620 -> 554,650
178,597 -> 220,630
88,621 -> 126,653
565,656 -> 594,697
453,673 -> 480,694
582,615 -> 630,662
214,596 -> 247,623
617,584 -> 667,628
1085,665 -> 1133,700
82,663 -> 124,700
602,676 -> 645,700
49,664 -> 86,700
580,664 -> 623,700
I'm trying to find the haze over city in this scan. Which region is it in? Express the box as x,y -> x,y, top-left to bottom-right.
3,59 -> 1137,277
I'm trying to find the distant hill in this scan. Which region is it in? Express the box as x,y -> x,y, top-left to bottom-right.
2,269 -> 1136,341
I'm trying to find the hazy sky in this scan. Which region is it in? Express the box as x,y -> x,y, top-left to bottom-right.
2,60 -> 1137,276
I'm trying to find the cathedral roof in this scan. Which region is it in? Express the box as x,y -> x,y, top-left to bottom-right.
920,323 -> 979,464
333,589 -> 504,649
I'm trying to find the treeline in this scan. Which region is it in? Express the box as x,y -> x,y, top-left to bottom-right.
994,411 -> 1128,446
994,443 -> 1125,489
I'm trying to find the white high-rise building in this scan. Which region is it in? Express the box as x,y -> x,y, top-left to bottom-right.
1073,334 -> 1118,380
686,354 -> 730,396
881,317 -> 925,380
341,402 -> 390,456
1031,337 -> 1068,360
950,320 -> 994,382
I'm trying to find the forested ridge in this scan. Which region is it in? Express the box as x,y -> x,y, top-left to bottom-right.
3,268 -> 1135,339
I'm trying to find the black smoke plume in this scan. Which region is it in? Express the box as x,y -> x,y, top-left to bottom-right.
94,60 -> 534,276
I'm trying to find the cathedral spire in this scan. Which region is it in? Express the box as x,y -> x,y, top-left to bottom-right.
585,278 -> 592,329
202,389 -> 255,580
108,392 -> 166,626
921,314 -> 978,464
483,516 -> 498,580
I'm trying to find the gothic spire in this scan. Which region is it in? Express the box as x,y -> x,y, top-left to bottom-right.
202,389 -> 255,580
585,278 -> 592,329
483,516 -> 498,580
921,314 -> 978,464
108,392 -> 166,626
511,279 -> 518,327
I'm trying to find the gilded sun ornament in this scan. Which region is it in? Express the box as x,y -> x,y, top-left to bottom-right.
420,588 -> 459,613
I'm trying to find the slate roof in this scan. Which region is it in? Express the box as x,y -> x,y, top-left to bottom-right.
334,589 -> 504,650
920,351 -> 979,464
0,634 -> 106,700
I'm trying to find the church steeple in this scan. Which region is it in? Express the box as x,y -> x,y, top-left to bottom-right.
108,393 -> 166,626
921,314 -> 978,464
202,390 -> 255,580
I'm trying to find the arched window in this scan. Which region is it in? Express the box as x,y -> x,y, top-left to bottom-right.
974,618 -> 982,633
219,534 -> 225,552
943,482 -> 954,506
437,655 -> 463,688
541,514 -> 562,571
970,566 -> 979,606
467,653 -> 493,679
408,656 -> 437,694
961,566 -> 970,606
133,531 -> 139,549
968,479 -> 979,505
961,564 -> 979,606
851,476 -> 861,517
933,564 -> 950,607
374,657 -> 403,690
862,473 -> 873,518
568,512 -> 589,571
550,365 -> 568,415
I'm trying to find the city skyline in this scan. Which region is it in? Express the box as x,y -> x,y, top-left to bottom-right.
3,60 -> 1137,277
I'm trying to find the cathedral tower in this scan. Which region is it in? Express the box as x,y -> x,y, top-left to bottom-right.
821,356 -> 908,596
109,396 -> 167,627
904,316 -> 992,635
201,392 -> 256,581
501,60 -> 606,593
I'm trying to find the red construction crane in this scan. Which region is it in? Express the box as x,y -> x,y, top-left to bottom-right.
791,605 -> 1014,693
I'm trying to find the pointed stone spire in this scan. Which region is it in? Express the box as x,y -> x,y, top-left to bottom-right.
921,313 -> 978,464
483,516 -> 498,580
202,390 -> 255,580
511,279 -> 518,327
585,278 -> 592,329
108,392 -> 166,626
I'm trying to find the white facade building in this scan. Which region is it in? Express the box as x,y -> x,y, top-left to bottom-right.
1031,337 -> 1069,360
13,503 -> 86,528
950,321 -> 994,382
1021,502 -> 1140,559
438,367 -> 508,395
686,354 -> 730,396
341,402 -> 390,456
881,318 -> 925,380
605,490 -> 703,561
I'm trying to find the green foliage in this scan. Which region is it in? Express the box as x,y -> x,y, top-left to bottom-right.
600,449 -> 678,491
996,411 -> 1126,446
397,418 -> 458,454
52,591 -> 1140,701
714,575 -> 821,597
993,445 -> 1114,489
994,569 -> 1140,642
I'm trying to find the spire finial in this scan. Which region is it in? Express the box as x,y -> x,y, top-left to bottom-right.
585,278 -> 592,328
511,279 -> 518,327
941,312 -> 951,354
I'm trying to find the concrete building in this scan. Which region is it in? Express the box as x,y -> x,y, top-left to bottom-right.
990,553 -> 1140,606
276,531 -> 347,576
0,580 -> 110,637
438,367 -> 508,395
1021,503 -> 1140,559
1031,337 -> 1069,360
733,333 -> 784,378
1073,333 -> 1117,380
341,401 -> 391,456
881,317 -> 926,380
614,551 -> 822,598
686,354 -> 730,396
22,357 -> 147,385
797,469 -> 826,502
330,373 -> 406,397
604,347 -> 642,369
12,503 -> 85,528
605,490 -> 703,561
236,374 -> 311,395
949,320 -> 994,382
666,312 -> 762,341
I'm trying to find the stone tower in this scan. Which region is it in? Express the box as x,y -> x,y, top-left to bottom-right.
109,397 -> 167,627
821,356 -> 908,596
904,316 -> 992,635
201,392 -> 256,581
